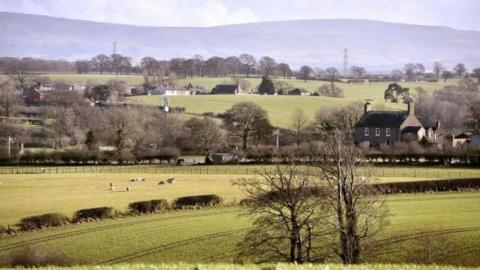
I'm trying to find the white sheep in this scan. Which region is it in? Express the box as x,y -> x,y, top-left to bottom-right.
109,186 -> 116,191
126,186 -> 131,192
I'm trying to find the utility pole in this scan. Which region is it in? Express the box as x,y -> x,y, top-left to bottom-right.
343,48 -> 348,76
273,129 -> 280,148
160,97 -> 169,146
113,42 -> 118,77
7,136 -> 12,158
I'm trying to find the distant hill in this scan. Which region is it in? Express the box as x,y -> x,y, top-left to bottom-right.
1,12 -> 480,71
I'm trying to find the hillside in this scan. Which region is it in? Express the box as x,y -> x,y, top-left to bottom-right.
1,12 -> 480,70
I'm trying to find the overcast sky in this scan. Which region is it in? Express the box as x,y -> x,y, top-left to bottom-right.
0,0 -> 479,31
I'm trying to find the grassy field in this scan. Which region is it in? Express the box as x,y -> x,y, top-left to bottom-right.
43,73 -> 454,128
0,264 -> 476,270
1,165 -> 480,226
0,192 -> 479,265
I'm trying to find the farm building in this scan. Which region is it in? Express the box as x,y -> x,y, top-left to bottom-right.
211,84 -> 244,94
288,88 -> 310,96
209,153 -> 238,164
147,86 -> 192,95
354,101 -> 439,147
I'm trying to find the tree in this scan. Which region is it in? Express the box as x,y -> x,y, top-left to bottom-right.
239,54 -> 256,78
384,82 -> 410,103
404,63 -> 417,81
75,60 -> 89,74
315,130 -> 386,264
299,65 -> 313,83
183,117 -> 225,157
205,56 -> 226,77
85,85 -> 110,103
433,62 -> 444,79
325,67 -> 339,92
0,76 -> 23,118
258,76 -> 275,95
314,102 -> 363,140
84,129 -> 97,151
223,102 -> 271,155
391,69 -> 403,81
316,85 -> 344,98
415,63 -> 425,77
92,54 -> 111,74
231,76 -> 250,92
276,63 -> 292,79
441,70 -> 453,84
290,109 -> 309,145
454,63 -> 466,78
350,66 -> 367,78
259,56 -> 276,77
472,68 -> 480,83
105,108 -> 137,160
466,100 -> 480,132
234,163 -> 328,263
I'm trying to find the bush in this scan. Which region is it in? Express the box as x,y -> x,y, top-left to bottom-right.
316,85 -> 344,97
128,199 -> 169,214
6,246 -> 71,267
0,225 -> 16,236
73,207 -> 113,222
173,194 -> 223,209
18,213 -> 70,231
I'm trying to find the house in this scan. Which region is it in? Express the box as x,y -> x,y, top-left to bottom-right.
211,84 -> 244,94
424,121 -> 441,142
288,88 -> 310,96
147,86 -> 192,96
210,153 -> 238,164
354,101 -> 426,147
447,132 -> 480,147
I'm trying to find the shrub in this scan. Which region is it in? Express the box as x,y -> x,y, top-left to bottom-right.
0,225 -> 16,236
173,194 -> 223,209
73,207 -> 113,222
128,199 -> 169,214
316,85 -> 344,98
6,246 -> 71,267
374,178 -> 480,194
18,213 -> 70,231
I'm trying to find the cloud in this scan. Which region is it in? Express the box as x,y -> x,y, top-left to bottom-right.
0,0 -> 478,30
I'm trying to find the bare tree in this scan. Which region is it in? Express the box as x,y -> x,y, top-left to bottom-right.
239,54 -> 256,78
0,76 -> 23,118
441,70 -> 453,84
454,63 -> 467,78
183,117 -> 225,157
433,62 -> 444,79
314,130 -> 386,264
105,107 -> 137,160
325,67 -> 339,92
276,63 -> 292,79
259,56 -> 277,77
290,109 -> 310,145
350,66 -> 367,78
472,67 -> 480,83
234,163 -> 330,263
299,65 -> 313,83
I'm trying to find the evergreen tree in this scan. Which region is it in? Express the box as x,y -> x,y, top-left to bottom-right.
258,76 -> 275,95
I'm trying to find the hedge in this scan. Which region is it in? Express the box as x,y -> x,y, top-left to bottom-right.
73,207 -> 113,222
173,194 -> 223,209
128,199 -> 169,214
374,178 -> 480,194
18,213 -> 70,231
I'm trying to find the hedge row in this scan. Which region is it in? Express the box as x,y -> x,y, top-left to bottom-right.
374,178 -> 480,194
12,194 -> 223,233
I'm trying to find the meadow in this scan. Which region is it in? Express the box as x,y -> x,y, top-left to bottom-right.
43,73 -> 454,128
0,193 -> 479,265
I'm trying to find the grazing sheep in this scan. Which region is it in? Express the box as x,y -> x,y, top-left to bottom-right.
109,186 -> 116,191
158,181 -> 165,185
126,186 -> 131,192
167,178 -> 176,184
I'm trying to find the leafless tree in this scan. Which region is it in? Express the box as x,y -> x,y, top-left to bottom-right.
350,66 -> 367,78
290,109 -> 310,145
259,56 -> 277,77
433,62 -> 444,79
239,54 -> 256,78
276,63 -> 292,79
105,107 -> 137,160
325,67 -> 339,91
314,130 -> 387,264
454,63 -> 467,78
183,117 -> 225,157
299,65 -> 313,82
234,163 -> 330,263
0,76 -> 23,118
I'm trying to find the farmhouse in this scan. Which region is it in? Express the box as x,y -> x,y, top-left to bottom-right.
147,86 -> 192,95
211,84 -> 244,94
354,101 -> 437,147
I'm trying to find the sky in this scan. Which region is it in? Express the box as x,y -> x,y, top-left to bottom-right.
0,0 -> 479,31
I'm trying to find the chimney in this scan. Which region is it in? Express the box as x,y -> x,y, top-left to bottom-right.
364,101 -> 372,113
407,101 -> 414,115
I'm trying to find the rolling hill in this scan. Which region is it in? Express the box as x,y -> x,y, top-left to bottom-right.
1,12 -> 480,70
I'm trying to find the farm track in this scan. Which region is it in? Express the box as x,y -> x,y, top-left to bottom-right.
0,208 -> 242,253
101,227 -> 249,264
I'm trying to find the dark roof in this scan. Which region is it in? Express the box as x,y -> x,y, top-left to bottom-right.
455,132 -> 471,139
401,126 -> 423,134
212,84 -> 237,94
355,111 -> 408,128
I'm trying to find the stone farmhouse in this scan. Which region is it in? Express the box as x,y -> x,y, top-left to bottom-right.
211,84 -> 244,94
354,101 -> 440,147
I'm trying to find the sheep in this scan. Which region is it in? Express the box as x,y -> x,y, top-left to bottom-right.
158,181 -> 165,185
166,178 -> 176,184
109,184 -> 116,191
126,186 -> 131,192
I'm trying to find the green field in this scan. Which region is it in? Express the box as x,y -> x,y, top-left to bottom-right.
1,193 -> 479,265
0,264 -> 477,270
42,73 -> 455,128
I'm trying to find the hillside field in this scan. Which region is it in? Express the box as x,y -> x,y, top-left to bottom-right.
0,193 -> 479,265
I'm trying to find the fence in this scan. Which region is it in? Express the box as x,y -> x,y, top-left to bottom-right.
1,165 -> 480,179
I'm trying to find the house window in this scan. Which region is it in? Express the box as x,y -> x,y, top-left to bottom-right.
386,128 -> 391,137
364,128 -> 369,136
375,128 -> 380,136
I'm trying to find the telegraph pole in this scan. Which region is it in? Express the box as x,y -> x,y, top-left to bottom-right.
7,136 -> 12,158
273,129 -> 280,148
343,48 -> 348,76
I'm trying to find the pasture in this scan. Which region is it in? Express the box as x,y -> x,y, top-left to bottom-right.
0,193 -> 479,265
2,165 -> 480,226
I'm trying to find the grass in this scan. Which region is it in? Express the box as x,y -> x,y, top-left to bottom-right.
43,73 -> 455,128
0,192 -> 479,265
0,264 -> 476,270
2,165 -> 480,225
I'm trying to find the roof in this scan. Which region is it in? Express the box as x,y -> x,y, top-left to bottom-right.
212,84 -> 237,94
455,133 -> 471,139
401,126 -> 423,134
356,111 -> 408,128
